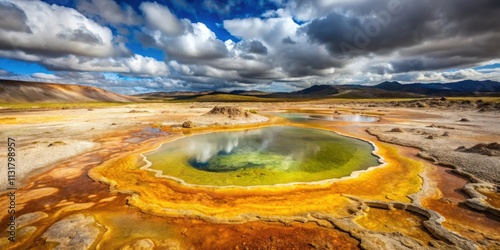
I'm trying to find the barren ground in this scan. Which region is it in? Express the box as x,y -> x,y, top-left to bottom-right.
0,101 -> 499,249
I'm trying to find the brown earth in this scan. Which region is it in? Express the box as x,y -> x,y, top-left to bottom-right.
0,80 -> 139,103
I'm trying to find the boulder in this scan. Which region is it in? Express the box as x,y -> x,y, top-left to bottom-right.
182,121 -> 194,128
456,143 -> 500,156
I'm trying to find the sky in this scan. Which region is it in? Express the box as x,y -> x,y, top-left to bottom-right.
0,0 -> 499,94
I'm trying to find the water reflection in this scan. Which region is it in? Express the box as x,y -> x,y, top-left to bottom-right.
278,113 -> 378,122
187,129 -> 265,163
185,127 -> 322,172
146,126 -> 379,185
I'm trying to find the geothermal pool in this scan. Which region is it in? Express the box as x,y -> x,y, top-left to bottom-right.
145,126 -> 380,186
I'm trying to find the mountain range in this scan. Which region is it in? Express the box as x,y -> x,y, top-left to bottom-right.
374,80 -> 500,95
136,80 -> 500,101
1,79 -> 499,103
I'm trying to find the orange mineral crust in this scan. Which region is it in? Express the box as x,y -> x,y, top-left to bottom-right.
423,166 -> 500,244
354,207 -> 435,245
89,123 -> 423,221
90,208 -> 361,249
177,220 -> 360,250
478,189 -> 500,209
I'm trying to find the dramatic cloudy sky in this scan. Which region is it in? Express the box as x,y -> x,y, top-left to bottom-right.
0,0 -> 499,94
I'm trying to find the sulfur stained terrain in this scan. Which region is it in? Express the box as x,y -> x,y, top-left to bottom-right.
0,100 -> 499,249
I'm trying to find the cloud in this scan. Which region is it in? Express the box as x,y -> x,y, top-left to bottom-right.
124,55 -> 170,77
42,54 -> 169,77
236,40 -> 268,55
0,0 -> 128,58
300,0 -> 500,72
303,3 -> 431,57
442,69 -> 482,81
282,0 -> 406,21
57,27 -> 104,45
54,72 -> 106,82
0,1 -> 170,78
224,17 -> 298,44
281,36 -> 296,44
224,17 -> 341,78
202,0 -> 245,15
77,0 -> 141,26
139,3 -> 228,62
329,67 -> 497,86
388,69 -> 484,83
140,2 -> 184,36
135,14 -> 343,88
0,1 -> 31,33
203,0 -> 231,14
0,50 -> 41,62
32,72 -> 61,80
164,21 -> 228,61
0,69 -> 10,76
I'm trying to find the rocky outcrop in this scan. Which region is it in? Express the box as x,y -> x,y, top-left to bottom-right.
390,128 -> 404,133
205,106 -> 250,118
456,143 -> 500,156
427,124 -> 455,130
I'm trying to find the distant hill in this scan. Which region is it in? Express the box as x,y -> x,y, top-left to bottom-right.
333,85 -> 425,98
0,79 -> 139,103
293,85 -> 339,96
229,90 -> 268,96
134,80 -> 500,102
375,80 -> 500,95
